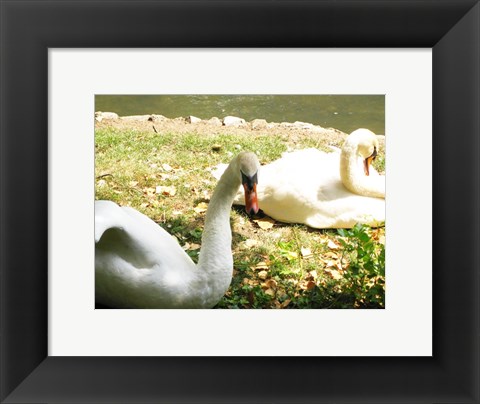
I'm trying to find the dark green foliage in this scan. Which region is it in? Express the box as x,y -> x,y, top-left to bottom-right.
336,224 -> 385,308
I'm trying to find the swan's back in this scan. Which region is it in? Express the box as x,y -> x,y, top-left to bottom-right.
213,147 -> 385,229
258,150 -> 384,228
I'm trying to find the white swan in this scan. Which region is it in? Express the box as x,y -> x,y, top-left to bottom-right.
95,152 -> 260,309
212,128 -> 385,229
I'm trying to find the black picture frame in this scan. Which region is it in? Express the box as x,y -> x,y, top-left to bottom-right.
1,1 -> 479,403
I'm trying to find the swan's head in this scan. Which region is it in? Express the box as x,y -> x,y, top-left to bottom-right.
236,152 -> 260,216
347,128 -> 379,176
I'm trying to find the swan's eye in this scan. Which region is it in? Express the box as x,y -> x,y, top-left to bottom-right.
241,171 -> 258,191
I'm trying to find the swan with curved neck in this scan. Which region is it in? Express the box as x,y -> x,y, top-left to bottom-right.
340,128 -> 384,198
212,128 -> 385,229
95,152 -> 260,309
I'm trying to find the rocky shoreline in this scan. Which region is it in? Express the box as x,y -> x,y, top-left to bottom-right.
94,111 -> 355,146
95,110 -> 345,131
94,111 -> 385,154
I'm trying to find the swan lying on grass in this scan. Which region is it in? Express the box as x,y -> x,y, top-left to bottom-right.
95,152 -> 260,309
212,128 -> 385,229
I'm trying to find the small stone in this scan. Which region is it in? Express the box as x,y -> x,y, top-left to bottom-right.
309,126 -> 326,133
293,121 -> 314,130
186,115 -> 202,124
251,119 -> 268,130
211,144 -> 222,152
207,117 -> 222,126
223,116 -> 246,127
149,114 -> 167,122
121,115 -> 151,122
95,111 -> 119,122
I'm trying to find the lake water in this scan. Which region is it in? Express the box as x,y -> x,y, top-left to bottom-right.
95,95 -> 385,135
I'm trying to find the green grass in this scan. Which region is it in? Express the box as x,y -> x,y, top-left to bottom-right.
96,126 -> 385,309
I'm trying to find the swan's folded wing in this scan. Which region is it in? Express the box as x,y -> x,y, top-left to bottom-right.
95,200 -> 127,242
95,200 -> 195,272
95,200 -> 165,246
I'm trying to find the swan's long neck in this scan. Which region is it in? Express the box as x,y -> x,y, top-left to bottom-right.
340,144 -> 385,198
196,160 -> 240,307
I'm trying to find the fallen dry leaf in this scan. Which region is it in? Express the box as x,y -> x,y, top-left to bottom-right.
257,270 -> 269,280
253,217 -> 275,230
327,239 -> 341,250
156,185 -> 176,196
300,280 -> 316,290
158,173 -> 171,181
193,202 -> 208,214
253,261 -> 269,271
325,260 -> 336,268
301,247 -> 313,259
162,163 -> 173,172
281,299 -> 291,308
264,279 -> 277,289
242,278 -> 256,286
182,242 -> 201,251
244,239 -> 259,248
144,187 -> 156,196
324,268 -> 343,280
264,288 -> 275,297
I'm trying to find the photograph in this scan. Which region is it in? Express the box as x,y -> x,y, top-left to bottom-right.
94,95 -> 386,309
2,0 -> 478,402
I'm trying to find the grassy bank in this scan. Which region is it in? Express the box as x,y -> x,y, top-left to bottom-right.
95,119 -> 385,308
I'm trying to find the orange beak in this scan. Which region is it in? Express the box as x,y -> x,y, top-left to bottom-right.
363,147 -> 377,176
243,182 -> 259,215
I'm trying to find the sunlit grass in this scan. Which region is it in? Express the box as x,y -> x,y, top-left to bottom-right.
95,126 -> 385,309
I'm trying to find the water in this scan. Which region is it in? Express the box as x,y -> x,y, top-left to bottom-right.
95,95 -> 385,135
